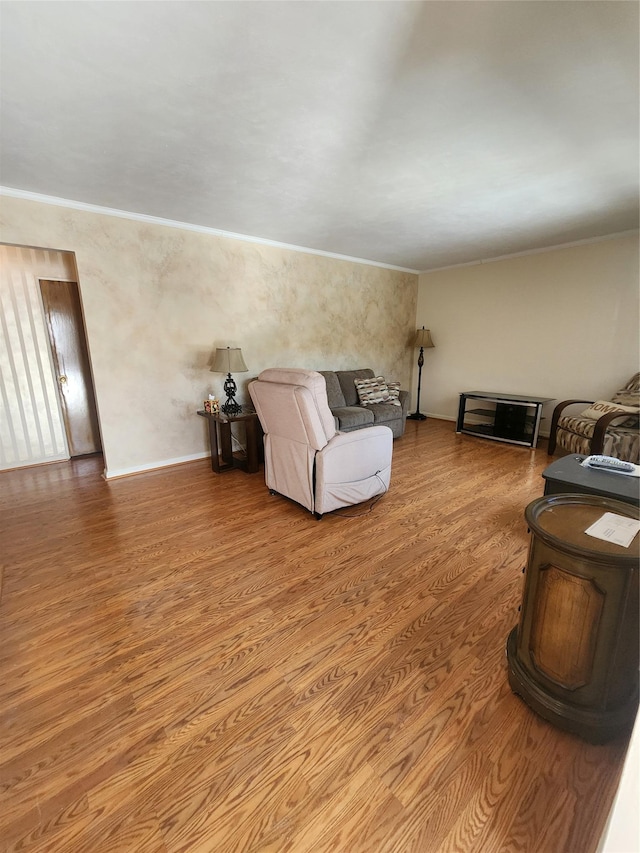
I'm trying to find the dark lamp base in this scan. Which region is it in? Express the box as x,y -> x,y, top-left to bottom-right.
222,372 -> 242,415
407,412 -> 427,421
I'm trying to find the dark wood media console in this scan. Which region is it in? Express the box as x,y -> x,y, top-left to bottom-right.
456,391 -> 553,448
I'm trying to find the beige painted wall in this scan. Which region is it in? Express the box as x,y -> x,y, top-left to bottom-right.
416,234 -> 639,432
0,195 -> 417,476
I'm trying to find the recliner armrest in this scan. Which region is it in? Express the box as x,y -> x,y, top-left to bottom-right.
315,425 -> 393,515
318,426 -> 393,478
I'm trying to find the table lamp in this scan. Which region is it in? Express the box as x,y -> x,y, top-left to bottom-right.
210,347 -> 248,415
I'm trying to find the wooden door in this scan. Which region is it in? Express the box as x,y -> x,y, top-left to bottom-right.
39,280 -> 102,457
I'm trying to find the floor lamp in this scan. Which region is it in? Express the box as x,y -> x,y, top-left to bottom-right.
407,327 -> 435,421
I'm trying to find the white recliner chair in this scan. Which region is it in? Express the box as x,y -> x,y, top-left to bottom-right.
248,368 -> 393,517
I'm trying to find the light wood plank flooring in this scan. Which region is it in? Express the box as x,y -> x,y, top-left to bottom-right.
0,419 -> 631,852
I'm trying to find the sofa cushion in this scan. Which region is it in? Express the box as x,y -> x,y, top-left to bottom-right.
319,371 -> 346,409
354,376 -> 402,407
332,406 -> 375,431
336,369 -> 375,407
369,403 -> 405,424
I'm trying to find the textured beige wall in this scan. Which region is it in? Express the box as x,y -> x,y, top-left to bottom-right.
0,195 -> 417,476
416,234 -> 639,430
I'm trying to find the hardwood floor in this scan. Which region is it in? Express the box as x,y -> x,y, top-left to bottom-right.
0,419 -> 631,852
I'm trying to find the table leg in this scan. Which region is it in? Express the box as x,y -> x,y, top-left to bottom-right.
244,417 -> 259,473
219,419 -> 234,467
455,394 -> 466,432
532,404 -> 543,448
208,419 -> 221,473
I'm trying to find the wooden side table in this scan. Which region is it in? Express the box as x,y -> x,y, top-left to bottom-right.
507,493 -> 639,743
542,454 -> 640,507
197,409 -> 262,473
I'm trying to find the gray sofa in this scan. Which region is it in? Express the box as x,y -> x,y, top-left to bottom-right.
319,368 -> 410,438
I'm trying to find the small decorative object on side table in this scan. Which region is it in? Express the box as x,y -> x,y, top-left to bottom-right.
197,408 -> 262,474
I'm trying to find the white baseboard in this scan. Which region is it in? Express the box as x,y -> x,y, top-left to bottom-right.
423,413 -> 456,422
103,414 -> 550,479
104,451 -> 210,480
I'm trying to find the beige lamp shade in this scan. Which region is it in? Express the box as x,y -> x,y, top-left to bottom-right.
210,347 -> 248,374
414,327 -> 435,348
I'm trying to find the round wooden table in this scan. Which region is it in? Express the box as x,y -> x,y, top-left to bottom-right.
507,493 -> 639,743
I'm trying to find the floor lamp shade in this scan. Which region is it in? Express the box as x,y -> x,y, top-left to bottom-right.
407,327 -> 434,421
414,328 -> 435,350
210,347 -> 248,414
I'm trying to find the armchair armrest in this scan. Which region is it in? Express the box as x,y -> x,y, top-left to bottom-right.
398,389 -> 410,417
591,410 -> 640,456
548,399 -> 594,454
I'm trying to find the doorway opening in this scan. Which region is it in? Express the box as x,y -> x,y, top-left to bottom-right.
0,243 -> 102,470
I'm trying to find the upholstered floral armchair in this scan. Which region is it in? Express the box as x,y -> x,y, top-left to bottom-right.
548,372 -> 640,463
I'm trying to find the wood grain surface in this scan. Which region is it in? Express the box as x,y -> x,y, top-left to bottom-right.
0,420 -> 630,852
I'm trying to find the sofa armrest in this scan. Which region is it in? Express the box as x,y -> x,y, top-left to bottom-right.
398,389 -> 410,417
548,399 -> 594,454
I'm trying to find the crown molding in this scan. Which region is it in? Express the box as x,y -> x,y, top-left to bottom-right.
419,229 -> 640,274
0,186 -> 420,274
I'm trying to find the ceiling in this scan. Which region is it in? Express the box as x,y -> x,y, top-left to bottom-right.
1,1 -> 638,272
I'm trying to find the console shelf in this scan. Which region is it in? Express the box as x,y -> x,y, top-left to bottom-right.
456,391 -> 553,449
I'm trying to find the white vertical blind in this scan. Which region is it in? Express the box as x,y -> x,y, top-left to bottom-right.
0,245 -> 75,470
